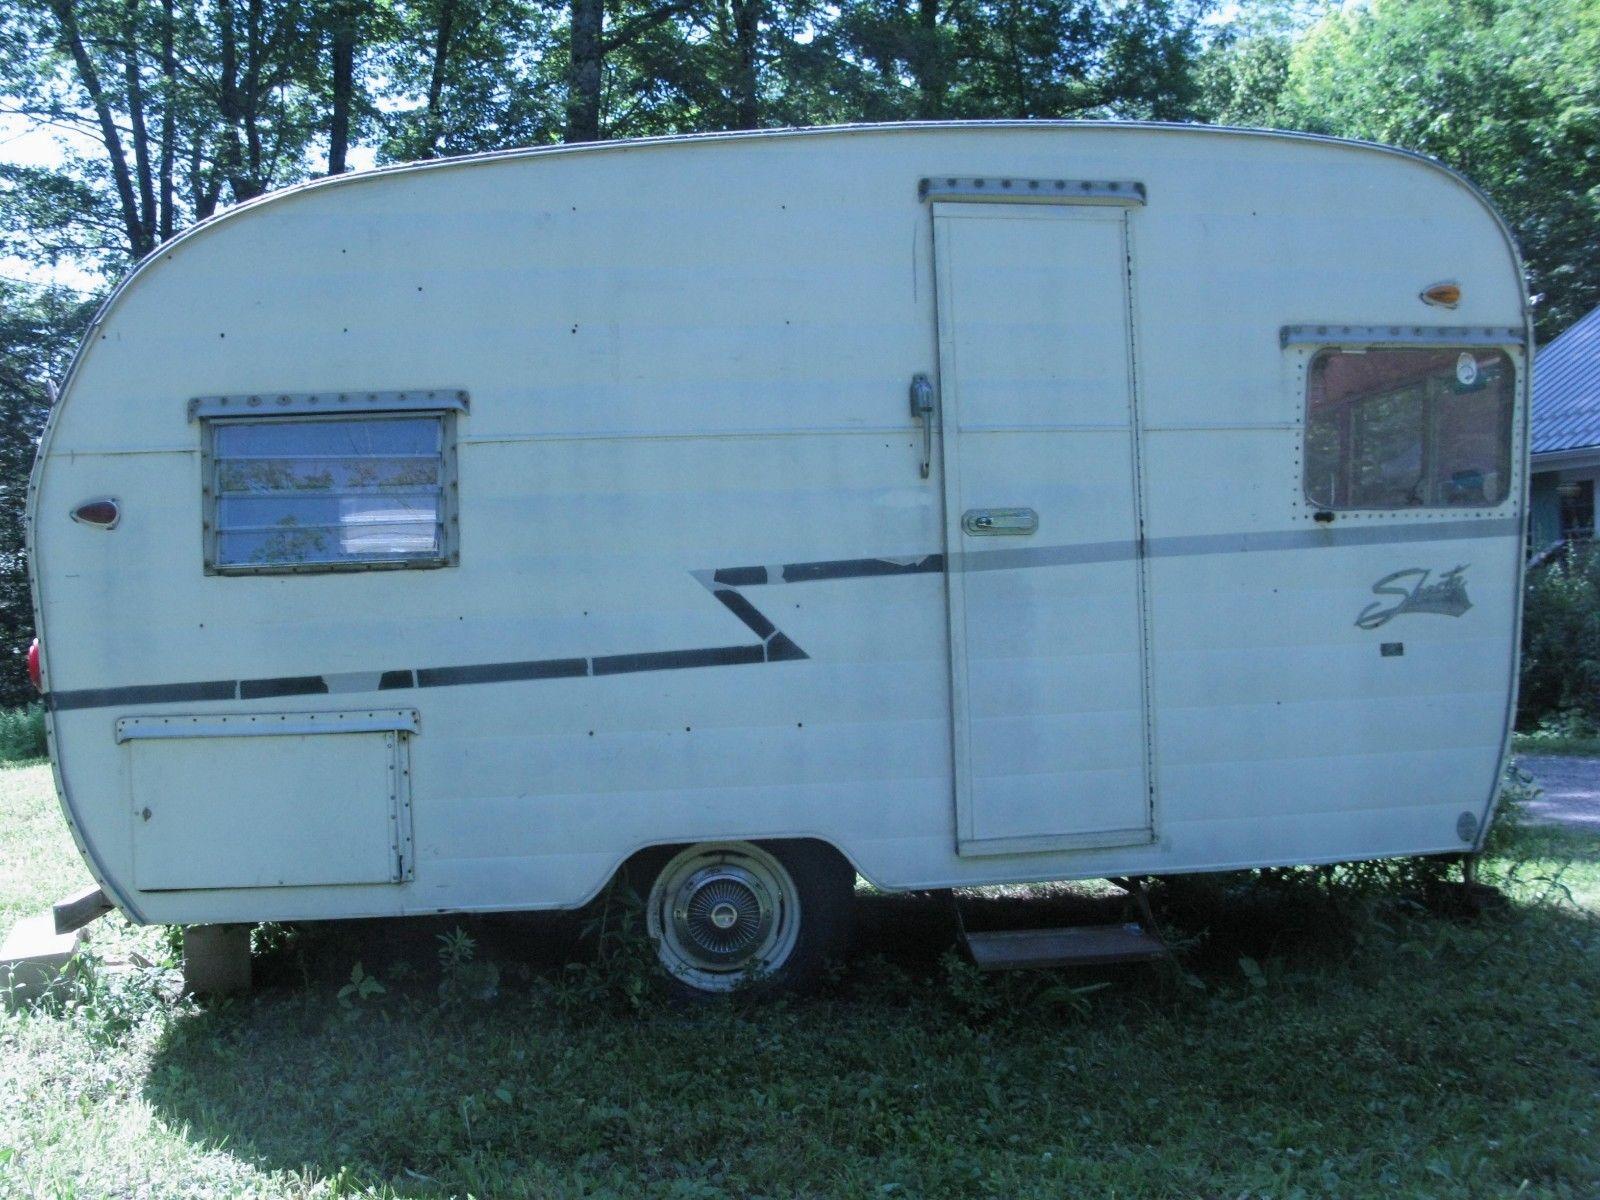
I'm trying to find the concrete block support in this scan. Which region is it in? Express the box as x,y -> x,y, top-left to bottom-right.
182,923 -> 252,997
1,914 -> 84,1009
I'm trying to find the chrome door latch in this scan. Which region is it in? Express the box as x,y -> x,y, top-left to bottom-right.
962,507 -> 1039,536
909,373 -> 936,479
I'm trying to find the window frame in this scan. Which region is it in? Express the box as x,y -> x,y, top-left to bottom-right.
1298,343 -> 1518,515
200,408 -> 461,576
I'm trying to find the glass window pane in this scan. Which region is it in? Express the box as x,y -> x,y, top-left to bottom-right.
210,414 -> 449,570
1305,348 -> 1513,510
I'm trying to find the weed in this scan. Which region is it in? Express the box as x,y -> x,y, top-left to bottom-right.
436,927 -> 499,1004
539,880 -> 666,1015
336,963 -> 386,1010
21,943 -> 181,1046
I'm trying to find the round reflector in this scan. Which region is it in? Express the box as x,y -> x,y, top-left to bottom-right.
27,638 -> 40,692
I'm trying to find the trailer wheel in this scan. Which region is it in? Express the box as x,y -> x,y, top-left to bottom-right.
642,840 -> 852,997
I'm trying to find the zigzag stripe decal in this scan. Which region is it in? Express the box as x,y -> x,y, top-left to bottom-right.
46,552 -> 932,712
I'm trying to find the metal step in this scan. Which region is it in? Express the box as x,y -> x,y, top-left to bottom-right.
962,922 -> 1168,970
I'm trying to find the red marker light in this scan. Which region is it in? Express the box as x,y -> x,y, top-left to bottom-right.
71,498 -> 119,528
27,638 -> 40,692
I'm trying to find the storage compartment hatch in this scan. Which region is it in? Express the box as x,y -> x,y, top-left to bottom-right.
120,709 -> 417,891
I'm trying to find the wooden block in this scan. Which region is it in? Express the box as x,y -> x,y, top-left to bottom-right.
54,885 -> 113,935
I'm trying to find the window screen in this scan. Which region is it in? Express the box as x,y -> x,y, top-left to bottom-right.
207,414 -> 453,572
1304,348 -> 1514,510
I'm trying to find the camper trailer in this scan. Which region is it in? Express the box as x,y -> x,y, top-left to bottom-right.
27,122 -> 1529,994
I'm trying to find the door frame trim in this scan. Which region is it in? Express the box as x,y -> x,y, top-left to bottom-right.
930,198 -> 1158,856
955,827 -> 1159,858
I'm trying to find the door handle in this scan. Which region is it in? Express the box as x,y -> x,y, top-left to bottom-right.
962,507 -> 1039,536
909,373 -> 935,479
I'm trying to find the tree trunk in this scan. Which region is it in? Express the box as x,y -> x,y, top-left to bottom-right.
566,0 -> 605,143
189,136 -> 222,222
159,0 -> 176,240
122,0 -> 157,244
422,0 -> 458,157
730,0 -> 761,129
914,0 -> 943,118
216,0 -> 248,201
49,0 -> 151,258
328,3 -> 356,173
243,0 -> 265,190
564,0 -> 702,142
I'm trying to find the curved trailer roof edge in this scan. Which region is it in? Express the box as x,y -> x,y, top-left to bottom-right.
25,121 -> 1535,922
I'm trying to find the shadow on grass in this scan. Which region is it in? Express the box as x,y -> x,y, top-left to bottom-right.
137,835 -> 1600,1199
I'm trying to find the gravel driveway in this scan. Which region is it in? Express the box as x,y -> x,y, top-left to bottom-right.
1513,755 -> 1600,831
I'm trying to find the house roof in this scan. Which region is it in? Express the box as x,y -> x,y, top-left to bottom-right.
1532,305 -> 1600,456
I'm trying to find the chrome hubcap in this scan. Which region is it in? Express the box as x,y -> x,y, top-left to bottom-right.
671,866 -> 774,965
646,843 -> 802,992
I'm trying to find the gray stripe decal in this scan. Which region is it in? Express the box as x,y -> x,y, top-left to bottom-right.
940,516 -> 1521,576
1149,516 -> 1521,558
50,680 -> 236,712
417,658 -> 587,688
46,516 -> 1518,712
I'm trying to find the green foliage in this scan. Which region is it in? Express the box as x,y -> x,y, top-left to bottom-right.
16,940 -> 183,1047
1278,0 -> 1600,339
939,947 -> 1109,1019
374,0 -> 566,161
1197,0 -> 1600,341
1519,543 -> 1600,728
336,962 -> 388,1009
0,705 -> 45,763
541,880 -> 670,1014
435,926 -> 501,1004
824,0 -> 1213,123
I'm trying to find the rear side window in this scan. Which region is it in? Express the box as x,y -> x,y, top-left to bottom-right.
205,413 -> 456,573
1304,348 -> 1514,510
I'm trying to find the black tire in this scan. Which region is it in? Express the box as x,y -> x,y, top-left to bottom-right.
637,838 -> 853,998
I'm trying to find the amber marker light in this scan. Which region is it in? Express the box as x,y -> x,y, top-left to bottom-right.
1421,282 -> 1462,308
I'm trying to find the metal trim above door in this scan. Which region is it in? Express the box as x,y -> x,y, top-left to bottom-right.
919,177 -> 1147,206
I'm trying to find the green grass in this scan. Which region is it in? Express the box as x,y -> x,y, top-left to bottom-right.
0,763 -> 83,935
1511,732 -> 1600,757
2,764 -> 1598,1199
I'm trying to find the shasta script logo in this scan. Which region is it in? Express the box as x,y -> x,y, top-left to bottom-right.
1356,565 -> 1472,630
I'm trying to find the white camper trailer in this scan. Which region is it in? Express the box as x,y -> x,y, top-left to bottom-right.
28,122 -> 1529,994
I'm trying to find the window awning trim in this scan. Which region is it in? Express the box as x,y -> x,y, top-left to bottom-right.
189,389 -> 469,422
1280,325 -> 1522,349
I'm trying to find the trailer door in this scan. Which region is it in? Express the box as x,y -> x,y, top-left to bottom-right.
932,196 -> 1153,855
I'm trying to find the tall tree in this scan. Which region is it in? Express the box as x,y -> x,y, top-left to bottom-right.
321,0 -> 363,173
0,0 -> 327,273
1278,0 -> 1600,339
562,0 -> 705,142
829,0 -> 1211,123
377,0 -> 562,161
